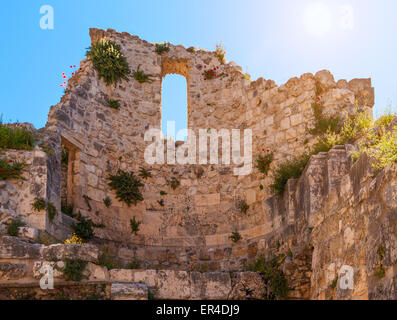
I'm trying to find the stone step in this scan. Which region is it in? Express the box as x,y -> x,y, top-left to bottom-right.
110,282 -> 148,300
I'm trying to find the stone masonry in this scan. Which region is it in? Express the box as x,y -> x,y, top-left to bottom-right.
0,28 -> 395,300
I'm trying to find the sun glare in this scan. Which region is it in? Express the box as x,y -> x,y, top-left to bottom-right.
304,2 -> 332,36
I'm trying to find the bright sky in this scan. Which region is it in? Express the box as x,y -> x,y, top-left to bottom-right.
0,0 -> 396,131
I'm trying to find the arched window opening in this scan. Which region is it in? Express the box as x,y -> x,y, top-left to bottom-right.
161,74 -> 188,141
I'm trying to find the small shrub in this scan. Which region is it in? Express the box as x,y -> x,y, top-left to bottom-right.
130,217 -> 142,235
108,170 -> 144,207
7,218 -> 25,236
376,265 -> 386,279
255,150 -> 274,175
247,255 -> 289,300
377,245 -> 386,261
155,42 -> 170,55
83,195 -> 92,212
72,212 -> 95,242
356,128 -> 397,172
63,259 -> 87,282
203,67 -> 219,80
167,177 -> 180,190
61,201 -> 75,218
126,259 -> 140,270
86,38 -> 131,86
32,197 -> 47,212
215,43 -> 226,63
107,99 -> 120,110
64,233 -> 84,245
375,112 -> 395,128
157,199 -> 164,207
287,248 -> 293,258
229,231 -> 242,243
61,147 -> 69,165
132,65 -> 154,83
308,103 -> 341,136
103,196 -> 112,208
270,153 -> 311,195
46,202 -> 57,222
330,276 -> 338,289
159,190 -> 167,196
138,166 -> 152,179
0,123 -> 35,150
237,200 -> 249,214
0,158 -> 25,180
98,252 -> 117,270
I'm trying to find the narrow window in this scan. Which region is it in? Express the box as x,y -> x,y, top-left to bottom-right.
161,74 -> 188,140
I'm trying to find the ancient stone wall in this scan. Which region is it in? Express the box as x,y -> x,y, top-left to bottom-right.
0,149 -> 48,233
311,156 -> 397,300
44,29 -> 374,268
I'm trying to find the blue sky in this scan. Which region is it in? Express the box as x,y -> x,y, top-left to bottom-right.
0,0 -> 396,132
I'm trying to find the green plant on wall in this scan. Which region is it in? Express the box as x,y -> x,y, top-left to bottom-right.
132,65 -> 154,83
62,259 -> 87,281
155,42 -> 170,55
71,212 -> 104,242
61,147 -> 69,165
7,218 -> 26,236
138,166 -> 152,179
103,196 -> 112,208
269,153 -> 310,195
83,195 -> 92,212
32,198 -> 57,222
108,170 -> 144,207
32,198 -> 46,212
86,38 -> 131,86
308,103 -> 341,136
229,231 -> 242,243
247,255 -> 289,300
107,99 -> 120,110
237,200 -> 250,214
255,150 -> 274,175
130,217 -> 142,236
61,201 -> 75,218
46,202 -> 57,222
0,122 -> 35,150
167,177 -> 180,190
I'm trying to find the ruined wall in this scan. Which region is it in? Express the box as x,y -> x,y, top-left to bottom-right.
311,156 -> 397,300
44,28 -> 375,271
0,149 -> 49,233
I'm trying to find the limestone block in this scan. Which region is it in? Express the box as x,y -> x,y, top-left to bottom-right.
40,243 -> 99,262
194,194 -> 220,207
0,236 -> 43,259
0,263 -> 27,281
85,262 -> 109,280
33,261 -> 65,279
18,227 -> 39,241
109,269 -> 135,282
111,282 -> 148,300
155,270 -> 191,299
229,272 -> 267,300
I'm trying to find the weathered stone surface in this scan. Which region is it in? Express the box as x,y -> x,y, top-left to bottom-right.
0,263 -> 27,281
18,227 -> 39,241
0,236 -> 42,259
111,282 -> 148,300
229,272 -> 267,300
40,244 -> 99,262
